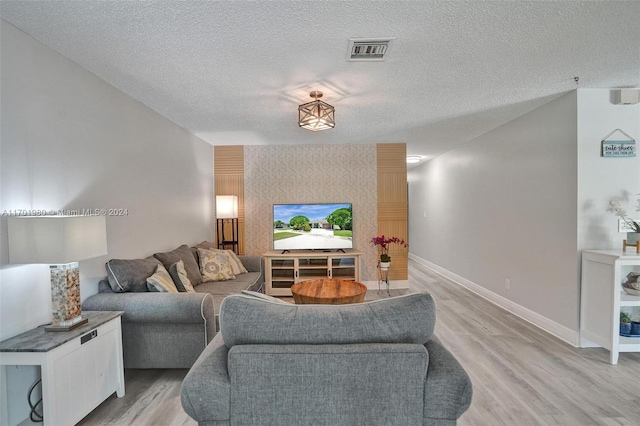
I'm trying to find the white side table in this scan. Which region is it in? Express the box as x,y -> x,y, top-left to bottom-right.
580,250 -> 640,364
0,311 -> 125,425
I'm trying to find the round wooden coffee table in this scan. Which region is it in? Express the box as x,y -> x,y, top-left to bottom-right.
291,279 -> 367,305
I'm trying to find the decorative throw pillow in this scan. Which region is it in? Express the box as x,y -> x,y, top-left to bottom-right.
168,260 -> 195,293
191,241 -> 215,265
106,257 -> 163,292
146,264 -> 179,293
193,241 -> 216,250
197,248 -> 236,282
224,250 -> 248,275
153,245 -> 202,287
192,245 -> 248,275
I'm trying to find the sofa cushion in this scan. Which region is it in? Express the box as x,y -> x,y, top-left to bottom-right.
193,240 -> 216,250
146,264 -> 179,293
154,245 -> 202,287
240,290 -> 288,304
195,272 -> 262,296
193,240 -> 216,249
168,260 -> 195,293
220,250 -> 248,275
197,248 -> 235,282
106,257 -> 162,292
191,241 -> 215,263
220,292 -> 436,348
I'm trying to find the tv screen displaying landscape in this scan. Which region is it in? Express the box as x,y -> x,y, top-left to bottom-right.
273,203 -> 353,251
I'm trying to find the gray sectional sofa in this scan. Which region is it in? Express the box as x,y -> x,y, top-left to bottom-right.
82,244 -> 264,369
181,292 -> 473,425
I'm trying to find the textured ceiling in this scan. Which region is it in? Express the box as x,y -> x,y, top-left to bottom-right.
1,1 -> 639,163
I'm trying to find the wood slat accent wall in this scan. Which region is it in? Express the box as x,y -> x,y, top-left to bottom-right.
214,146 -> 245,254
377,144 -> 408,280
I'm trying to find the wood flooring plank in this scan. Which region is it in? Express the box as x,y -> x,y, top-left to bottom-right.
79,259 -> 640,425
77,369 -> 192,426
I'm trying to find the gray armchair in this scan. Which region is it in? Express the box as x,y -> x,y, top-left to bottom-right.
181,292 -> 472,425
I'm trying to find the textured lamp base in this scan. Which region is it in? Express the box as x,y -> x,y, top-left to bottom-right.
44,316 -> 88,332
46,263 -> 88,332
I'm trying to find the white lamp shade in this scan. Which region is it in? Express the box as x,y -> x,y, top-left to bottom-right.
216,195 -> 238,219
8,215 -> 108,264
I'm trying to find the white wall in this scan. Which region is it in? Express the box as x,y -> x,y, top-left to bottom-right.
244,144 -> 379,281
409,89 -> 640,344
577,89 -> 640,250
408,91 -> 580,337
0,21 -> 213,424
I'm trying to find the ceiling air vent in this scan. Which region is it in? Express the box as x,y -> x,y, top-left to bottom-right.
347,38 -> 395,62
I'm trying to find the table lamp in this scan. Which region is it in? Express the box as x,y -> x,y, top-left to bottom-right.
7,215 -> 108,332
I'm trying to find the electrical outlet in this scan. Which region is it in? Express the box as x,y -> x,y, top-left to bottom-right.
505,279 -> 510,290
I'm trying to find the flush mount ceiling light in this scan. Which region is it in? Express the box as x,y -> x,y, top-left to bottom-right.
298,91 -> 335,132
406,155 -> 422,164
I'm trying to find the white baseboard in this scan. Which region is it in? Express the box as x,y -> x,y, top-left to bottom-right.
579,331 -> 606,349
362,280 -> 409,291
409,253 -> 580,347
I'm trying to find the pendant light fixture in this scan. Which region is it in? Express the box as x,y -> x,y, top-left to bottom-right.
298,91 -> 335,131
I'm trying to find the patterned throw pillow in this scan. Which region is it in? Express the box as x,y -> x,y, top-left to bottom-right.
193,244 -> 248,275
146,264 -> 179,292
197,248 -> 236,282
224,250 -> 248,275
168,260 -> 195,292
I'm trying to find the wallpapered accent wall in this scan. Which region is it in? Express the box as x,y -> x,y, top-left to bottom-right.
244,144 -> 378,281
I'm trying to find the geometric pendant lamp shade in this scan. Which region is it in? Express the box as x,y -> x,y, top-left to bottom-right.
298,91 -> 335,131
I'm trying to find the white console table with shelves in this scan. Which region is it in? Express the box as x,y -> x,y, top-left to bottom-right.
0,311 -> 125,425
264,250 -> 362,296
580,250 -> 640,364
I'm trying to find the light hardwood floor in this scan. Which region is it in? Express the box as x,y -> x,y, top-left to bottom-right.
79,260 -> 640,425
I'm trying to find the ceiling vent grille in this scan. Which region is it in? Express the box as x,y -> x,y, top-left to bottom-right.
347,38 -> 395,61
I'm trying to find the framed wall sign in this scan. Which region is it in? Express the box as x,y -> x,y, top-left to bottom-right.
601,129 -> 636,157
619,219 -> 640,232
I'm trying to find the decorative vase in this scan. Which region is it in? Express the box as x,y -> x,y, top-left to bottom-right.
380,261 -> 391,270
631,321 -> 640,336
620,322 -> 632,335
627,232 -> 640,245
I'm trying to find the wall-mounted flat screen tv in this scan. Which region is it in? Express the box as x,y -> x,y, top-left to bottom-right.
273,203 -> 353,252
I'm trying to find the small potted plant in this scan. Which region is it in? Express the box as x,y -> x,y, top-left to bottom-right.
607,194 -> 640,245
632,320 -> 640,336
620,311 -> 632,335
371,235 -> 407,270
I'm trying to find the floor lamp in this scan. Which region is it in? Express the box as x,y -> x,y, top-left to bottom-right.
8,215 -> 108,331
216,195 -> 239,254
